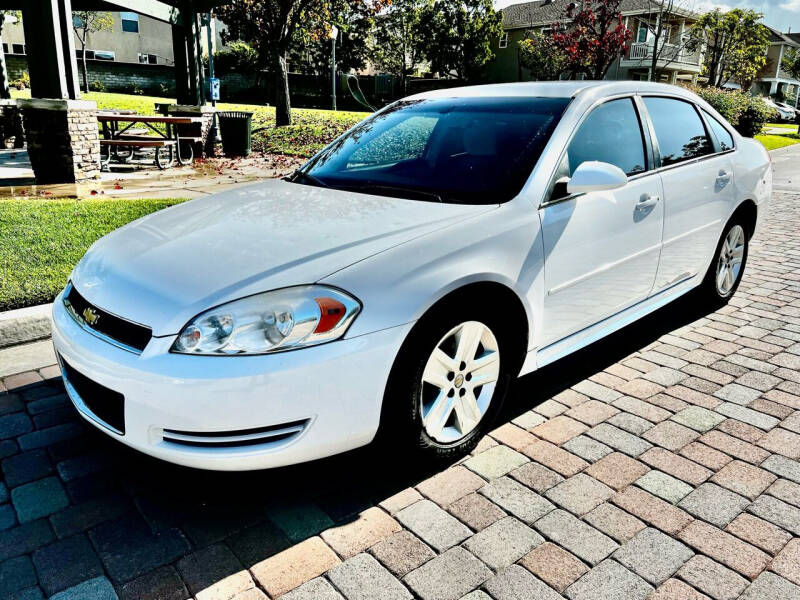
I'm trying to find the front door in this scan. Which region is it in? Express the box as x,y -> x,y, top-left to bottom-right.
539,97 -> 664,346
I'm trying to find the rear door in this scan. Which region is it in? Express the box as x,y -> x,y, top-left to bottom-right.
641,97 -> 734,292
538,97 -> 664,346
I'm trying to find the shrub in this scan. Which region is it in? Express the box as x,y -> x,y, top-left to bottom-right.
685,84 -> 778,137
212,41 -> 258,76
10,71 -> 29,90
738,95 -> 778,137
89,80 -> 106,92
125,83 -> 144,96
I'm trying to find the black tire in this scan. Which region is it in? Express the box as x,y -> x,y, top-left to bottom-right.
380,301 -> 521,462
699,216 -> 749,306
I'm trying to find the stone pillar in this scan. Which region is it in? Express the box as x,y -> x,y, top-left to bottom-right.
19,99 -> 99,184
166,104 -> 217,158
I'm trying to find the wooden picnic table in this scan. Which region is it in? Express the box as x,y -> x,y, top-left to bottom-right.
97,114 -> 203,170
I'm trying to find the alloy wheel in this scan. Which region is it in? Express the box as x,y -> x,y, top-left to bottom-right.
420,321 -> 500,444
716,224 -> 745,297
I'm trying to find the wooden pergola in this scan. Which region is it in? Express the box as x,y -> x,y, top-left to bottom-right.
0,0 -> 226,104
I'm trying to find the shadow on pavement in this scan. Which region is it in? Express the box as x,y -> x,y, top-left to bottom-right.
10,287 -> 714,595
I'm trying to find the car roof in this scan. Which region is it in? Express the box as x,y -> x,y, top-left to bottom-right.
406,81 -> 699,101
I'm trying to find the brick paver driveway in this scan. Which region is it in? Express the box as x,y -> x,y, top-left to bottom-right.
2,191 -> 800,600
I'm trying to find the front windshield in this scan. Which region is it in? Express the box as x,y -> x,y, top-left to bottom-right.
296,96 -> 571,204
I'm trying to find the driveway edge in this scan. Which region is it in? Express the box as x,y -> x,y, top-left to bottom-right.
0,303 -> 53,349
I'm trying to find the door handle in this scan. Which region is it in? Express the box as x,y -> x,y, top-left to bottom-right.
636,194 -> 660,210
717,170 -> 731,183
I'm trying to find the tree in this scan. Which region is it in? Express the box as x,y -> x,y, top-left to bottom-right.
635,0 -> 694,81
551,0 -> 633,80
369,0 -> 425,94
688,9 -> 770,88
783,48 -> 800,81
415,0 -> 503,81
518,30 -> 568,80
217,0 -> 383,126
72,11 -> 114,93
289,3 -> 375,75
0,11 -> 19,99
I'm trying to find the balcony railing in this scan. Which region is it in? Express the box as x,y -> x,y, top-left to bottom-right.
626,42 -> 702,66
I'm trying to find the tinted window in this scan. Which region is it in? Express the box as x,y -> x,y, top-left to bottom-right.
302,97 -> 571,204
704,111 -> 734,151
567,98 -> 647,176
644,97 -> 712,166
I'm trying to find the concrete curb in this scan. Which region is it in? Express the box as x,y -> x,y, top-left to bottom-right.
0,303 -> 52,349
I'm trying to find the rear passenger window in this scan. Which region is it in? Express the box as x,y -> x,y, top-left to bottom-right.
567,98 -> 647,176
644,97 -> 712,166
703,111 -> 735,151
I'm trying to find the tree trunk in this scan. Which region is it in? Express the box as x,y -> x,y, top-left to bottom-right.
273,52 -> 291,127
81,48 -> 89,93
0,17 -> 10,100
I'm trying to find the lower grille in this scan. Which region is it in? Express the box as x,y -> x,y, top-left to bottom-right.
61,357 -> 125,434
161,420 -> 308,449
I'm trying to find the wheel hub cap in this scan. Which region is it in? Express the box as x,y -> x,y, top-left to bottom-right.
716,225 -> 745,297
419,321 -> 500,444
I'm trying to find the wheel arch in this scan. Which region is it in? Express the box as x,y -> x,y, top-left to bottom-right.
730,198 -> 758,239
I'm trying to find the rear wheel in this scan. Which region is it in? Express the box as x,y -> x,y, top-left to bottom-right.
700,218 -> 748,305
381,305 -> 519,461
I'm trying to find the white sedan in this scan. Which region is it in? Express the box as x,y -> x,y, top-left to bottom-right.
52,82 -> 772,470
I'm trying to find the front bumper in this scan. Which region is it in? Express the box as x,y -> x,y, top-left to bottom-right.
52,292 -> 411,471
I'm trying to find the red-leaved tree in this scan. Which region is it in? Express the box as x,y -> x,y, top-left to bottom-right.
552,0 -> 632,80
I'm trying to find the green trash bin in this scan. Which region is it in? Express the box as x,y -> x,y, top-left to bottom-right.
218,111 -> 253,157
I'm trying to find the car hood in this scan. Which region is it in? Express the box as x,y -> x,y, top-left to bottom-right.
71,179 -> 494,336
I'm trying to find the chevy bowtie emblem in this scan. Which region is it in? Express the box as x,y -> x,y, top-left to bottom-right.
82,307 -> 100,326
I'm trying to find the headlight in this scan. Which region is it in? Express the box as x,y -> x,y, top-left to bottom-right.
171,286 -> 361,355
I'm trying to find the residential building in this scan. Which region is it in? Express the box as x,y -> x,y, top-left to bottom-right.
3,12 -> 227,69
752,28 -> 800,106
487,0 -> 704,84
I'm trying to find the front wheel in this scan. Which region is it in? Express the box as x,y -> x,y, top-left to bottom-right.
381,307 -> 518,461
700,219 -> 749,305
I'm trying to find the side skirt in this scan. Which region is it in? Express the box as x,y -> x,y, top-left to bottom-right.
519,274 -> 701,376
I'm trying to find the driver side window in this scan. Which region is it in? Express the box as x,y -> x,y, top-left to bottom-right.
567,98 -> 647,177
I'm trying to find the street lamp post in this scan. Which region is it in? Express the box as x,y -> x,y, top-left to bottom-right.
205,13 -> 221,144
330,25 -> 338,111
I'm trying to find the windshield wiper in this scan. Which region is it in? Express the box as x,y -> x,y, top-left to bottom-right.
287,169 -> 330,189
340,183 -> 443,203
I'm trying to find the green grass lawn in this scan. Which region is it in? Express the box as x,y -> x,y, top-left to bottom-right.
766,122 -> 798,129
11,89 -> 370,158
0,197 -> 187,311
756,132 -> 800,151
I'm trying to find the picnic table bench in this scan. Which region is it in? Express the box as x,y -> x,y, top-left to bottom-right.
97,114 -> 203,170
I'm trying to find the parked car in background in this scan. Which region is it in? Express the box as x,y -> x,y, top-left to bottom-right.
775,100 -> 799,119
52,82 -> 772,470
764,97 -> 796,121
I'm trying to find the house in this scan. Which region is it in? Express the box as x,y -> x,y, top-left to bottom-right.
487,0 -> 704,84
2,11 -> 226,90
751,28 -> 800,106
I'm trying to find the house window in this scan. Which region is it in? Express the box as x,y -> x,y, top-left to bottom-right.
120,12 -> 139,33
637,25 -> 648,43
11,44 -> 24,55
2,44 -> 7,54
499,32 -> 508,49
94,50 -> 115,61
138,53 -> 157,64
75,49 -> 96,60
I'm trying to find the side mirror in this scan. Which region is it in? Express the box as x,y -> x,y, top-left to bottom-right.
567,161 -> 628,195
